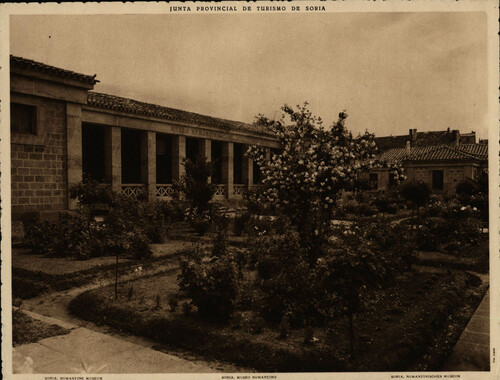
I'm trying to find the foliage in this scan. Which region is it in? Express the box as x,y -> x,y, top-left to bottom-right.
25,212 -> 98,259
244,215 -> 292,238
24,181 -> 175,259
136,200 -> 171,243
211,211 -> 230,257
253,232 -> 320,326
234,212 -> 251,236
455,179 -> 478,196
412,202 -> 483,251
400,181 -> 431,210
247,103 -> 404,259
178,254 -> 240,322
69,179 -> 114,208
176,156 -> 216,212
372,189 -> 400,215
185,207 -> 211,235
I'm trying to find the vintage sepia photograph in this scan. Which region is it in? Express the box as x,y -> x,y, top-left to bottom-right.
1,1 -> 498,379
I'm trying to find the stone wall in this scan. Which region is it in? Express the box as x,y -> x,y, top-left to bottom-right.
11,95 -> 67,219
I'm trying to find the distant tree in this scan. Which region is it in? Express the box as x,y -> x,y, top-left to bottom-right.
400,181 -> 431,212
455,179 -> 478,196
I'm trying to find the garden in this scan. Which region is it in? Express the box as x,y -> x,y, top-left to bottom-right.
18,104 -> 489,371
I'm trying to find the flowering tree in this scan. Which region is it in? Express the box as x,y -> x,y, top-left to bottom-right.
247,103 -> 403,261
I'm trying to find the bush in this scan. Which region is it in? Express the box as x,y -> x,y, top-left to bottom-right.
386,203 -> 398,214
137,200 -> 171,243
357,203 -> 378,216
25,212 -> 95,259
455,179 -> 478,196
185,207 -> 211,235
168,199 -> 189,222
211,211 -> 229,257
24,181 -> 166,260
178,254 -> 240,322
234,212 -> 251,236
362,220 -> 417,272
252,232 -> 322,326
176,157 -> 216,212
400,181 -> 431,210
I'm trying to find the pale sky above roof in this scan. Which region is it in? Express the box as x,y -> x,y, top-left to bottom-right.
10,12 -> 488,139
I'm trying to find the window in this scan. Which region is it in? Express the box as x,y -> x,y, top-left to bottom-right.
369,173 -> 378,190
432,170 -> 444,190
11,103 -> 37,134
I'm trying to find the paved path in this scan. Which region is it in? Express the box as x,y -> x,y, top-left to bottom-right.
13,309 -> 217,374
442,289 -> 490,371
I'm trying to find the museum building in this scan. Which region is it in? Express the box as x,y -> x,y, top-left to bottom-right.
9,55 -> 280,221
9,56 -> 489,222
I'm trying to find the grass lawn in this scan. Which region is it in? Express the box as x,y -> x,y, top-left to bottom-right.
13,309 -> 70,346
12,241 -> 199,300
69,264 -> 486,372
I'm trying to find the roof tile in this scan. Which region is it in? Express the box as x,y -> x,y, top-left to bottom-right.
87,92 -> 272,137
379,144 -> 488,165
10,55 -> 98,85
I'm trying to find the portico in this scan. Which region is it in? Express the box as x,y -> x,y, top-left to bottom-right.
79,92 -> 279,204
9,55 -> 280,219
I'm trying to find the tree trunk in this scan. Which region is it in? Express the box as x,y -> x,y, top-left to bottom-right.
115,253 -> 119,299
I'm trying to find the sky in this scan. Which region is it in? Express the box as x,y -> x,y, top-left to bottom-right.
10,12 -> 489,139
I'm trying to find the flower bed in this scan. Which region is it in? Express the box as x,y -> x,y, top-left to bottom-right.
69,267 -> 484,371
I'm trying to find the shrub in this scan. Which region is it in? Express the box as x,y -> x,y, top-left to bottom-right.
25,212 -> 94,259
178,254 -> 240,322
386,203 -> 398,214
362,220 -> 417,272
455,179 -> 478,196
357,203 -> 378,216
252,232 -> 321,326
185,207 -> 211,235
127,231 -> 153,260
176,156 -> 216,212
211,212 -> 229,257
400,181 -> 431,210
168,199 -> 189,222
137,200 -> 171,243
234,212 -> 251,236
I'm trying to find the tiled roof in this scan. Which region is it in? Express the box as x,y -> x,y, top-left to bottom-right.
379,144 -> 488,165
10,55 -> 98,85
407,145 -> 483,161
87,92 -> 272,137
374,130 -> 458,151
458,144 -> 488,160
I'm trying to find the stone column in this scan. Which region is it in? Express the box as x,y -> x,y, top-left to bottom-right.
222,142 -> 234,198
141,131 -> 156,201
66,104 -> 83,210
242,145 -> 254,188
105,126 -> 122,192
199,138 -> 212,183
172,135 -> 186,181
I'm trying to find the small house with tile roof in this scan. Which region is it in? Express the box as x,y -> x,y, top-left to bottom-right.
9,55 -> 280,222
367,140 -> 488,194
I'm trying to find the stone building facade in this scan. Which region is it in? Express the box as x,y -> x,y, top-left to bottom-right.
367,140 -> 488,194
9,56 -> 279,221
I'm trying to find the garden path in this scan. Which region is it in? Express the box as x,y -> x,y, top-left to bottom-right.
442,289 -> 491,371
13,309 -> 218,374
13,241 -> 249,374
